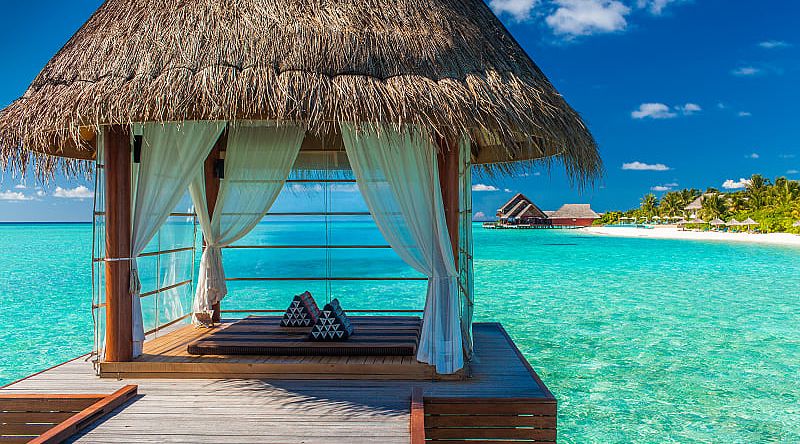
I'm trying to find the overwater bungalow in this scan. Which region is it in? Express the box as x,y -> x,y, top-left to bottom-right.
0,0 -> 599,442
495,193 -> 551,227
549,204 -> 601,227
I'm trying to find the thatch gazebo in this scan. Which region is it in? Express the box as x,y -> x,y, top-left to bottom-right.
0,0 -> 599,375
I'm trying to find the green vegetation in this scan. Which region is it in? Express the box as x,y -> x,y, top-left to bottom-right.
596,174 -> 800,233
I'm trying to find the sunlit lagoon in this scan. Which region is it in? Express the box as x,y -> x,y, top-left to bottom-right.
1,222 -> 798,442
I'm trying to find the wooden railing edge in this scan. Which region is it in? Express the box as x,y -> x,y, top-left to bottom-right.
29,385 -> 138,444
410,387 -> 425,444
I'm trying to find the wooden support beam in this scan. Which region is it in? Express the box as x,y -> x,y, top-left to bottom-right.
104,125 -> 133,362
410,387 -> 426,444
204,131 -> 226,323
437,137 -> 460,268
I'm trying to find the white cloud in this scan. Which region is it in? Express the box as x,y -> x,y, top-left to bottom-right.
651,182 -> 678,192
473,211 -> 487,220
786,169 -> 799,175
738,111 -> 752,117
622,161 -> 671,171
632,102 -> 701,119
14,184 -> 26,189
716,102 -> 727,109
0,190 -> 32,201
637,0 -> 682,15
472,184 -> 500,192
53,185 -> 93,199
504,188 -> 513,193
732,66 -> 761,76
632,103 -> 676,119
533,171 -> 542,176
722,178 -> 751,190
679,103 -> 701,115
546,0 -> 630,37
36,190 -> 46,197
489,0 -> 539,21
779,154 -> 796,159
759,40 -> 791,49
746,152 -> 760,159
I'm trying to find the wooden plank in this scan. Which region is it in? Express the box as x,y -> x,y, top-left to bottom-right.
427,441 -> 555,444
424,402 -> 556,416
425,427 -> 557,441
0,397 -> 101,412
0,437 -> 36,444
0,422 -> 54,435
425,414 -> 556,428
410,387 -> 425,444
29,385 -> 138,444
0,411 -> 74,423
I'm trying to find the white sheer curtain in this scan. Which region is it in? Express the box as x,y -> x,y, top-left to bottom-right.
130,121 -> 226,356
457,138 -> 475,360
190,122 -> 305,325
340,123 -> 463,374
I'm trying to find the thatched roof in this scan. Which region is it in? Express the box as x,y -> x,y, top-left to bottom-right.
497,193 -> 527,214
684,196 -> 704,211
496,193 -> 546,219
550,204 -> 599,219
0,0 -> 600,180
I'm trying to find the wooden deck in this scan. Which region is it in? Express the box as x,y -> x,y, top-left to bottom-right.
99,317 -> 457,380
2,323 -> 556,443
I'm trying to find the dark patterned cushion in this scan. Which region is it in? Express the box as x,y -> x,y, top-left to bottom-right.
280,291 -> 321,327
309,298 -> 355,341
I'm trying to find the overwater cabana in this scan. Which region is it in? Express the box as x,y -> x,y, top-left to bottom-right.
0,0 -> 598,441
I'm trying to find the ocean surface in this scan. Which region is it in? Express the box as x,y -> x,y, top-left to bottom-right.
1,221 -> 799,443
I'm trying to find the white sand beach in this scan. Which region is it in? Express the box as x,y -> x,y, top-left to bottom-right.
582,226 -> 800,248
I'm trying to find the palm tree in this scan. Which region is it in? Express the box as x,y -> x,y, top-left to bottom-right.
640,193 -> 658,218
700,193 -> 727,220
680,188 -> 700,206
660,192 -> 683,217
728,192 -> 748,213
772,177 -> 799,206
746,174 -> 769,210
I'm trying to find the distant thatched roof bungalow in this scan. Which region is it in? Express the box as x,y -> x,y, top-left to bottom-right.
549,204 -> 600,227
684,193 -> 726,217
496,193 -> 548,224
685,196 -> 704,211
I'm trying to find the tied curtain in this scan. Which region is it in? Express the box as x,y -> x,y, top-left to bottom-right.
130,121 -> 226,356
341,123 -> 463,374
189,123 -> 305,325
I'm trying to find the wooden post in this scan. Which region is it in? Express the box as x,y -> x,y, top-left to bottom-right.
204,132 -> 226,323
104,125 -> 133,362
410,387 -> 426,443
437,137 -> 460,267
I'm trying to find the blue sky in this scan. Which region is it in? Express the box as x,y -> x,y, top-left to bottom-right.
0,0 -> 798,221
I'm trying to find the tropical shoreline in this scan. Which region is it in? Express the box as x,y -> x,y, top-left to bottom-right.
581,225 -> 800,247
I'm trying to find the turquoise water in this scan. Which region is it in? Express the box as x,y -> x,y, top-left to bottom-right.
1,222 -> 799,442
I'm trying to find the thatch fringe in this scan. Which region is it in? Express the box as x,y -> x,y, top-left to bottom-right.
0,0 -> 601,183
